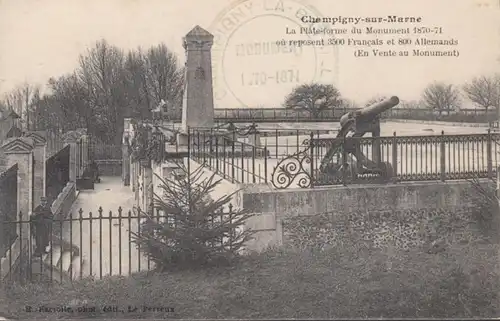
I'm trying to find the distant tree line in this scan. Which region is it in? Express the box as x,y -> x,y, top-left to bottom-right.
284,74 -> 500,117
1,40 -> 184,144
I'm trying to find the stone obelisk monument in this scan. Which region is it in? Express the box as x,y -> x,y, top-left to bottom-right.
177,25 -> 215,145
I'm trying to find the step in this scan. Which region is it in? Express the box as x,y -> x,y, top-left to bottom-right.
43,246 -> 62,267
31,257 -> 71,283
71,256 -> 86,280
60,251 -> 72,272
52,236 -> 81,257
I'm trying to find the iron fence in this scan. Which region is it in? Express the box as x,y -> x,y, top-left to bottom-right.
0,165 -> 18,258
270,131 -> 499,189
45,145 -> 70,204
93,143 -> 122,160
380,108 -> 497,123
0,205 -> 237,285
160,107 -> 497,123
188,128 -> 269,184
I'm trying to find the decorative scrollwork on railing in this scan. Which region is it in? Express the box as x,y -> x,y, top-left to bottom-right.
271,145 -> 313,189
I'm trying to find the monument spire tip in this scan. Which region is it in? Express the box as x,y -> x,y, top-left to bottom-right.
185,25 -> 213,38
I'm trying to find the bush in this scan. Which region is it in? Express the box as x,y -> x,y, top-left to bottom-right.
132,162 -> 256,271
2,241 -> 498,319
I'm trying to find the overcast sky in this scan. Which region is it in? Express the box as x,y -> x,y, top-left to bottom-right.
0,0 -> 499,108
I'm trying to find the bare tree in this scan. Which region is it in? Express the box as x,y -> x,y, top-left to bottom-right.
47,73 -> 89,132
2,82 -> 40,130
284,83 -> 342,117
2,88 -> 23,115
123,48 -> 150,119
144,44 -> 184,114
340,99 -> 358,113
422,82 -> 461,115
364,96 -> 387,107
77,39 -> 127,143
463,74 -> 500,113
397,100 -> 423,109
123,44 -> 184,120
3,40 -> 185,143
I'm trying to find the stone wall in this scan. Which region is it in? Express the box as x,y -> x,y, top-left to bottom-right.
153,158 -> 241,210
0,182 -> 77,281
50,182 -> 77,220
240,180 -> 498,252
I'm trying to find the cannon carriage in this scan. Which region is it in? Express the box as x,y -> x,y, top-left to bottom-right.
314,96 -> 400,185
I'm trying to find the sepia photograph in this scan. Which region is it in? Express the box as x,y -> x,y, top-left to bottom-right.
0,0 -> 499,319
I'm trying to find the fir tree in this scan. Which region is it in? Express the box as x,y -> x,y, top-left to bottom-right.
132,161 -> 255,271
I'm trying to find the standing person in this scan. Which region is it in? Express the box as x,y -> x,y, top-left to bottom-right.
89,161 -> 100,183
30,197 -> 54,256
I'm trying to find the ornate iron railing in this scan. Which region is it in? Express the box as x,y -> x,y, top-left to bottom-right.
188,127 -> 269,184
270,137 -> 314,189
271,131 -> 499,189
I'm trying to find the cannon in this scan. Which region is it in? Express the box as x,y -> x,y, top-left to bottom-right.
317,96 -> 400,183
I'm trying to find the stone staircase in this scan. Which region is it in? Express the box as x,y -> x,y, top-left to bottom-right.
31,235 -> 85,283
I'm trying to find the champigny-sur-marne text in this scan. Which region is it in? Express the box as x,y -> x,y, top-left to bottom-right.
300,15 -> 423,25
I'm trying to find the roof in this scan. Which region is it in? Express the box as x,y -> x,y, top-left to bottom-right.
185,25 -> 213,39
0,106 -> 20,120
8,110 -> 20,119
6,126 -> 22,139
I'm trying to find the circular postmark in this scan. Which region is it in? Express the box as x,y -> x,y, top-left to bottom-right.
209,0 -> 339,108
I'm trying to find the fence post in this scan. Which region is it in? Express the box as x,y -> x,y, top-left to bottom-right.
487,128 -> 493,179
231,131 -> 236,182
241,143 -> 245,183
440,131 -> 446,182
342,135 -> 348,186
1,137 -> 35,238
223,133 -> 227,177
264,140 -> 268,184
24,131 -> 47,207
62,130 -> 83,183
187,127 -> 191,175
141,159 -> 153,213
196,131 -> 200,163
215,133 -> 219,172
309,132 -> 314,188
252,145 -> 256,183
80,134 -> 89,171
122,127 -> 131,186
202,131 -> 206,165
275,129 -> 278,159
392,132 -> 398,180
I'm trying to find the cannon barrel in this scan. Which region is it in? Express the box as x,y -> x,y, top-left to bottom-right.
339,96 -> 399,127
358,96 -> 399,118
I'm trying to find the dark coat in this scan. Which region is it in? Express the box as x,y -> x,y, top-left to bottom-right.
30,204 -> 54,233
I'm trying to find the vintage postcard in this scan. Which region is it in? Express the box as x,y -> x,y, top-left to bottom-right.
0,0 -> 499,319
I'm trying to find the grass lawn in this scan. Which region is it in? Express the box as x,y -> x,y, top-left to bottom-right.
1,242 -> 499,319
